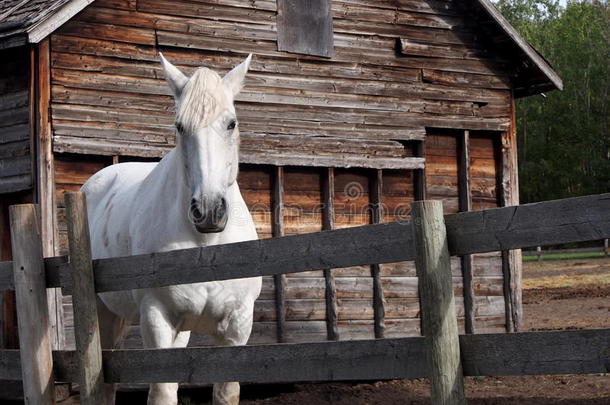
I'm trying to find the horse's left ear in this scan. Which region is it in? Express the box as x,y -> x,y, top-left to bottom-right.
223,54 -> 252,97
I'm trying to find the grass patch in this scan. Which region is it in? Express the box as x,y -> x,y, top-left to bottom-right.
523,251 -> 606,262
523,273 -> 610,289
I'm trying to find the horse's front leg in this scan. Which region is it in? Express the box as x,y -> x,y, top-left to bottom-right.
140,303 -> 190,405
212,305 -> 254,405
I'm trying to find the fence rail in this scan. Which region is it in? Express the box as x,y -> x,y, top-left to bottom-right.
0,192 -> 609,404
1,328 -> 608,383
1,193 -> 608,294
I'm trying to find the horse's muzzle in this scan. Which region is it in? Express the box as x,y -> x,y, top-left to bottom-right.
190,197 -> 228,233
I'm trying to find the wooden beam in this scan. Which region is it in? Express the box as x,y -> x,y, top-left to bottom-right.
2,328 -> 606,384
64,193 -> 106,404
414,140 -> 426,201
322,168 -> 338,341
240,153 -> 425,170
370,169 -> 386,339
9,204 -> 55,404
412,201 -> 466,405
0,193 -> 609,294
272,166 -> 286,343
0,198 -> 17,349
473,0 -> 563,92
457,131 -> 475,335
36,38 -> 65,351
501,98 -> 522,332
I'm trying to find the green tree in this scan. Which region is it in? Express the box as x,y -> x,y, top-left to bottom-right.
495,0 -> 610,202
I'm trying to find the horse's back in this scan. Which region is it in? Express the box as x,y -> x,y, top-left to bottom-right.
81,162 -> 157,259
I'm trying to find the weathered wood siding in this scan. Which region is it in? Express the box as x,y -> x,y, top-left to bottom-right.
0,47 -> 31,194
48,0 -> 512,163
46,0 -> 516,346
55,155 -> 504,348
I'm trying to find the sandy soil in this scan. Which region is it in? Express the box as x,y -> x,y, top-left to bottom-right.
60,257 -> 610,404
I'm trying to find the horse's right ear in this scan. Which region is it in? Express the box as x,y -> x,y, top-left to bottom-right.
160,53 -> 188,98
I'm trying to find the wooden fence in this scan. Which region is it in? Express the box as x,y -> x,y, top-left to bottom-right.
0,193 -> 609,404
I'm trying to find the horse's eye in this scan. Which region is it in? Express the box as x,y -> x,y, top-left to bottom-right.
175,122 -> 185,134
227,120 -> 237,131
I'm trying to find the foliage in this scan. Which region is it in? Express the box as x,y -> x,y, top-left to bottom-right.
494,0 -> 610,202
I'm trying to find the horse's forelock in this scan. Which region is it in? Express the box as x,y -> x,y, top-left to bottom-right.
176,68 -> 228,135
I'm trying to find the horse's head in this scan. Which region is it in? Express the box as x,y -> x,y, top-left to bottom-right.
160,53 -> 251,233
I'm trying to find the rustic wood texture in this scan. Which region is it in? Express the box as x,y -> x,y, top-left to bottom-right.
47,0 -> 513,161
322,168 -> 339,340
0,46 -> 31,194
2,192 -> 608,296
277,0 -> 334,58
64,192 -> 106,404
458,131 -> 475,334
1,328 -> 607,384
411,200 -> 466,405
9,204 -> 55,404
36,38 -> 66,352
272,166 -> 287,343
370,170 -> 386,338
501,99 -> 522,332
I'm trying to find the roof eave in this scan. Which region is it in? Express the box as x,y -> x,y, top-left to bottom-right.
26,0 -> 95,44
476,0 -> 563,94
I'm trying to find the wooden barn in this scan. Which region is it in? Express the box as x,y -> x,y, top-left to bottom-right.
0,0 -> 561,351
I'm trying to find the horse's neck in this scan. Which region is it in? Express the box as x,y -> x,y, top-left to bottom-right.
135,147 -> 243,249
135,149 -> 193,237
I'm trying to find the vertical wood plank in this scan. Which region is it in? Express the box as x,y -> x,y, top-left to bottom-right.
411,200 -> 466,405
414,139 -> 426,336
414,141 -> 427,201
36,39 -> 65,350
322,167 -> 339,341
370,169 -> 385,339
501,97 -> 522,333
272,166 -> 287,343
604,239 -> 609,257
10,204 -> 56,404
0,198 -> 18,349
64,192 -> 106,404
457,131 -> 475,335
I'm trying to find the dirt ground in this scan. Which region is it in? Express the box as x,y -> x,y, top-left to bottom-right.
217,257 -> 610,405
66,257 -> 610,404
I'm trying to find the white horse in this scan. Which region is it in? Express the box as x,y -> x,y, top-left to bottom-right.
81,54 -> 261,405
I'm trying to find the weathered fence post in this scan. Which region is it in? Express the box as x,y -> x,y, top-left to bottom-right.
65,192 -> 107,404
411,200 -> 467,405
9,204 -> 56,404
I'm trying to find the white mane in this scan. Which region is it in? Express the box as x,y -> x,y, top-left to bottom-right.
176,67 -> 228,135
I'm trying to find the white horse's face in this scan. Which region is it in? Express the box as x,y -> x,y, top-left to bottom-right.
160,54 -> 252,233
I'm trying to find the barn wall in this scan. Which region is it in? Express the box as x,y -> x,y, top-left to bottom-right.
46,0 -> 518,347
0,46 -> 31,194
47,0 -> 513,162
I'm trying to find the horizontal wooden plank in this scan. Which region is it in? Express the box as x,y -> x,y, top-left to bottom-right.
0,156 -> 31,177
240,153 -> 425,170
0,194 -> 608,293
0,174 -> 32,194
1,329 -> 607,383
445,193 -> 610,255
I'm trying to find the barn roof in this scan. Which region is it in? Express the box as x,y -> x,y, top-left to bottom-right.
0,0 -> 561,96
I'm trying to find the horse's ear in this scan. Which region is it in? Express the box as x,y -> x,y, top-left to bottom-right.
159,53 -> 188,98
223,54 -> 252,97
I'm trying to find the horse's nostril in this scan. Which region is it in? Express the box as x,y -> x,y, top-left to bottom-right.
220,198 -> 227,210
